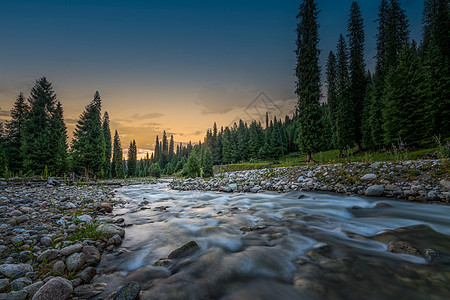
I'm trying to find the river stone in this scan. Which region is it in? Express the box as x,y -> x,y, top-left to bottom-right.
39,236 -> 53,247
0,264 -> 33,279
32,277 -> 73,300
10,277 -> 32,291
153,259 -> 172,267
77,267 -> 97,284
365,185 -> 385,197
5,290 -> 28,300
77,215 -> 92,224
370,162 -> 381,168
24,281 -> 44,299
97,203 -> 114,213
168,241 -> 200,259
37,249 -> 59,263
83,246 -> 101,266
387,241 -> 422,257
97,224 -> 125,238
440,179 -> 450,190
60,244 -> 83,257
0,279 -> 8,293
113,281 -> 141,300
74,283 -> 106,299
107,234 -> 123,246
66,253 -> 85,272
251,185 -> 261,193
361,173 -> 377,181
52,260 -> 65,275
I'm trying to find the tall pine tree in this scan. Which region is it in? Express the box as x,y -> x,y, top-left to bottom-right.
102,112 -> 112,178
326,51 -> 338,148
112,130 -> 124,178
6,93 -> 29,173
127,140 -> 137,177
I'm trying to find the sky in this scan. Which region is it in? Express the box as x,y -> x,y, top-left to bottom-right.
0,0 -> 424,157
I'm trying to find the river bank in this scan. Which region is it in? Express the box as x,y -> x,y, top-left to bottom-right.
170,159 -> 450,204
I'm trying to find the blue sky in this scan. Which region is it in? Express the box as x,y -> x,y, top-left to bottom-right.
0,0 -> 424,152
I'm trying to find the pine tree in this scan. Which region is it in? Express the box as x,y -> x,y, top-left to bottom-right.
21,77 -> 66,175
347,1 -> 366,150
169,135 -> 175,158
201,146 -> 214,178
0,123 -> 7,175
102,112 -> 112,178
52,101 -> 68,174
184,150 -> 201,178
127,140 -> 137,177
112,130 -> 124,178
151,162 -> 161,178
71,91 -> 106,177
154,135 -> 160,161
326,51 -> 338,148
6,93 -> 29,173
295,0 -> 322,162
383,44 -> 429,147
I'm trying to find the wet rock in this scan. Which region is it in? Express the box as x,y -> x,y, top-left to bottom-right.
24,281 -> 44,299
375,202 -> 393,208
107,234 -> 123,246
168,241 -> 200,259
32,277 -> 73,300
66,253 -> 85,272
97,202 -> 114,213
365,185 -> 384,196
361,173 -> 377,181
71,278 -> 82,288
74,283 -> 106,299
0,279 -> 8,293
251,185 -> 261,193
37,249 -> 59,262
153,259 -> 172,267
113,281 -> 141,300
83,246 -> 101,266
97,224 -> 125,238
425,249 -> 450,265
0,264 -> 33,279
77,267 -> 97,284
60,243 -> 83,257
293,278 -> 325,298
387,241 -> 422,257
52,260 -> 65,275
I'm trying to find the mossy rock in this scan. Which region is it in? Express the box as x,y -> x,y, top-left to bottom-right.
113,281 -> 141,300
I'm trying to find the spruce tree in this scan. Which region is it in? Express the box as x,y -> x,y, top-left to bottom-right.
151,162 -> 161,178
102,112 -> 112,177
6,93 -> 29,173
169,135 -> 175,158
347,1 -> 366,150
127,140 -> 137,177
326,51 -> 338,148
184,150 -> 201,178
112,130 -> 124,178
201,146 -> 214,178
52,102 -> 68,174
71,91 -> 106,177
295,0 -> 322,162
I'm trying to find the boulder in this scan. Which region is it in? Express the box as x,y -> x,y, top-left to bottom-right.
113,281 -> 141,300
387,241 -> 422,257
24,281 -> 44,299
73,283 -> 106,299
439,179 -> 450,190
60,244 -> 83,257
77,267 -> 97,284
77,215 -> 93,224
5,290 -> 28,300
168,241 -> 200,259
365,185 -> 385,197
66,253 -> 85,272
37,249 -> 59,263
0,279 -> 8,293
32,277 -> 73,300
39,236 -> 53,247
83,246 -> 101,266
10,277 -> 32,291
52,260 -> 65,275
361,173 -> 377,181
96,224 -> 125,238
0,264 -> 33,279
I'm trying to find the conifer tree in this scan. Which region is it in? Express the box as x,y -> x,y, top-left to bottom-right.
347,1 -> 366,150
112,130 -> 124,178
201,146 -> 214,178
185,150 -> 201,178
102,112 -> 112,177
326,51 -> 338,148
169,135 -> 175,158
127,140 -> 137,177
154,135 -> 160,161
151,162 -> 161,178
52,102 -> 68,174
0,123 -> 7,175
295,0 -> 322,162
6,93 -> 29,173
71,91 -> 106,177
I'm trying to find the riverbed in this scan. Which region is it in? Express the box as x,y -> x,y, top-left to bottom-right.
93,182 -> 450,300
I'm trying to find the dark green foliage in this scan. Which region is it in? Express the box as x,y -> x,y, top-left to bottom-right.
347,1 -> 367,148
0,124 -> 7,175
53,102 -> 69,174
201,146 -> 214,178
151,162 -> 161,178
102,112 -> 112,178
295,0 -> 323,160
71,91 -> 106,177
326,51 -> 338,148
248,121 -> 264,159
127,140 -> 137,177
21,77 -> 68,175
112,130 -> 124,178
184,150 -> 201,178
383,44 -> 429,147
6,93 -> 29,173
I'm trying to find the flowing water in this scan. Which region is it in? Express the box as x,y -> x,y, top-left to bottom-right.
93,182 -> 450,300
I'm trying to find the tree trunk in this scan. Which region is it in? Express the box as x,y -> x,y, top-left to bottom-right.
306,152 -> 313,162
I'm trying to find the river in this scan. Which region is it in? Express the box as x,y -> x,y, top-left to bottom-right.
92,182 -> 450,300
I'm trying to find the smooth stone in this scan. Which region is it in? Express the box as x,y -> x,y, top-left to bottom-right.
52,261 -> 65,276
37,249 -> 59,263
5,290 -> 28,300
168,241 -> 200,259
66,253 -> 85,272
107,234 -> 122,246
0,264 -> 33,279
32,277 -> 73,300
83,246 -> 101,266
113,281 -> 141,300
73,283 -> 106,299
24,281 -> 44,299
10,277 -> 32,291
39,236 -> 52,247
96,224 -> 125,238
77,267 -> 97,284
361,173 -> 377,181
77,215 -> 92,224
0,279 -> 8,293
365,185 -> 385,197
60,244 -> 83,257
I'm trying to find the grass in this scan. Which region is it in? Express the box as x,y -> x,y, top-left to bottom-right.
66,222 -> 102,242
215,148 -> 440,173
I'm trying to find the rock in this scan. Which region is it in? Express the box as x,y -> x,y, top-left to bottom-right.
365,185 -> 385,197
39,236 -> 53,247
24,281 -> 44,299
107,234 -> 123,246
370,162 -> 381,168
83,246 -> 101,266
293,278 -> 325,298
71,278 -> 82,288
66,253 -> 85,272
73,283 -> 106,299
96,224 -> 125,238
251,185 -> 261,193
32,277 -> 73,300
77,267 -> 97,284
97,203 -> 114,213
440,179 -> 450,190
113,281 -> 141,300
52,261 -> 65,275
387,241 -> 422,257
77,215 -> 93,224
361,173 -> 377,181
427,191 -> 439,200
168,241 -> 200,259
65,202 -> 76,209
60,244 -> 83,257
0,279 -> 8,293
375,202 -> 393,208
5,290 -> 28,300
0,264 -> 33,279
37,249 -> 59,263
425,249 -> 450,264
153,259 -> 172,267
10,277 -> 32,291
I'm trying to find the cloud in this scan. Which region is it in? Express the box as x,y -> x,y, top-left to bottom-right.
196,85 -> 252,115
131,112 -> 164,120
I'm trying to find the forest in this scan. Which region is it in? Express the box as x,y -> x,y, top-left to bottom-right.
0,0 -> 448,179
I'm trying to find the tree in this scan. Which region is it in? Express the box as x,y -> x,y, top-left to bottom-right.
102,112 -> 112,177
151,162 -> 161,178
127,140 -> 137,177
52,101 -> 68,174
21,77 -> 67,175
6,93 -> 29,173
201,146 -> 214,178
112,130 -> 124,178
184,150 -> 201,178
71,91 -> 106,177
347,1 -> 366,150
326,51 -> 338,148
295,0 -> 322,162
169,135 -> 175,158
